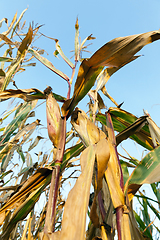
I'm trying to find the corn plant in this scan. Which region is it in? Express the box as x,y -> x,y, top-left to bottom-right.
0,9 -> 160,240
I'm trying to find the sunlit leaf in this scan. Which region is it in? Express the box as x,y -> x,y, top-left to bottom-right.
89,30 -> 160,68
61,142 -> 85,169
62,60 -> 103,117
144,110 -> 160,147
0,167 -> 52,218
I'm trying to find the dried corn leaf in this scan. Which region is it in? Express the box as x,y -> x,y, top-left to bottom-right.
28,48 -> 70,81
18,25 -> 33,55
59,145 -> 95,240
2,101 -> 37,143
144,110 -> 160,147
89,30 -> 160,68
0,34 -> 14,45
62,60 -> 103,117
90,138 -> 110,227
2,12 -> 17,36
0,88 -> 46,101
104,140 -> 124,208
0,18 -> 7,28
0,167 -> 52,216
10,8 -> 28,38
0,170 -> 51,240
0,57 -> 14,62
63,30 -> 160,117
55,40 -> 74,68
28,136 -> 43,151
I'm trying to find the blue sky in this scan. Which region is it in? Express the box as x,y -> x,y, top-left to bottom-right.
1,0 -> 160,158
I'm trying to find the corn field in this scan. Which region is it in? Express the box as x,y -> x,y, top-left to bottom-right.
0,9 -> 160,240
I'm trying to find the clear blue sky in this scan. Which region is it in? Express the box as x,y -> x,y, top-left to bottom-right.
1,0 -> 160,157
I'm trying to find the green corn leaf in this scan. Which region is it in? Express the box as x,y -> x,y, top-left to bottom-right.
134,211 -> 153,240
2,101 -> 37,144
96,108 -> 153,150
61,142 -> 85,170
0,57 -> 22,91
151,182 -> 160,203
0,173 -> 51,240
0,57 -> 14,62
125,145 -> 160,201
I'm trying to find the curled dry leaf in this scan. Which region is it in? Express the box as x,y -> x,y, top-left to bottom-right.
0,88 -> 46,101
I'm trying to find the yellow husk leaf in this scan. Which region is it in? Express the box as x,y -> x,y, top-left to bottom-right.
46,92 -> 61,147
104,140 -> 124,208
71,108 -> 106,147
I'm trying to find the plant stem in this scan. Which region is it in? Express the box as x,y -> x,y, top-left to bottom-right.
50,117 -> 66,232
116,207 -> 123,240
98,191 -> 106,222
